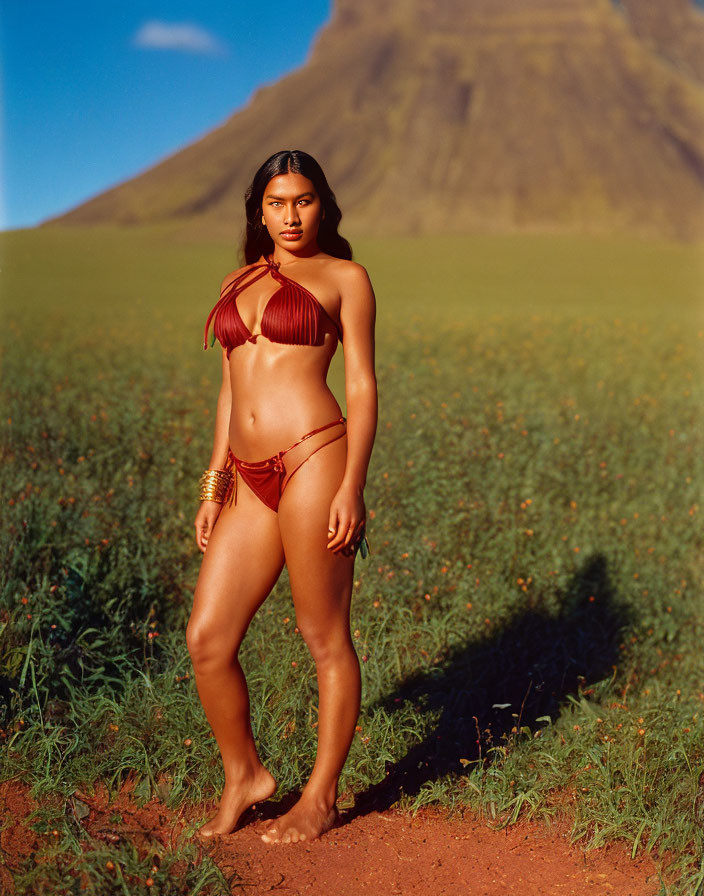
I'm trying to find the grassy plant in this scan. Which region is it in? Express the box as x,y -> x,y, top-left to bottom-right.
1,225 -> 702,893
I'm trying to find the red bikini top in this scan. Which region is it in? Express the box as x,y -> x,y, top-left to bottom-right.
203,255 -> 342,357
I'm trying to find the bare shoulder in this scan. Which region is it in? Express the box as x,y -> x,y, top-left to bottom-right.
326,257 -> 373,294
220,261 -> 257,294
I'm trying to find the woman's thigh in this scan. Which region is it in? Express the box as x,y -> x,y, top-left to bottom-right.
278,436 -> 355,652
188,486 -> 286,660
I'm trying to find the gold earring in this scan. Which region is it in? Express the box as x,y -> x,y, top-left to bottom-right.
261,216 -> 265,225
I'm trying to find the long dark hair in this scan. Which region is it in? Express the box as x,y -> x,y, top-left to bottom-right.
241,150 -> 352,264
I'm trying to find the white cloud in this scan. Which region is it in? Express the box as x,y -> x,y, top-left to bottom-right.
132,20 -> 228,55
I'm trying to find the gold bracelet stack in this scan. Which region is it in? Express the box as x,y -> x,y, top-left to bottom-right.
199,468 -> 234,504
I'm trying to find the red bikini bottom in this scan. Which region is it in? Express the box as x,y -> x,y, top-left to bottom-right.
224,415 -> 347,513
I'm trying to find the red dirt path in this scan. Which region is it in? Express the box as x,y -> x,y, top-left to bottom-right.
205,807 -> 666,896
0,777 -> 675,895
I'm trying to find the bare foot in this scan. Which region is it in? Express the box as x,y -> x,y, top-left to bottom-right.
198,764 -> 277,838
260,794 -> 340,844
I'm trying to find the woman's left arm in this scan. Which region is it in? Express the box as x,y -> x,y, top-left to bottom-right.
327,261 -> 378,555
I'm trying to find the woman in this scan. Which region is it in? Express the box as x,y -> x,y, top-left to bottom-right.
188,150 -> 378,844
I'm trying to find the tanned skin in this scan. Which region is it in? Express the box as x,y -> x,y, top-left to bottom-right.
188,171 -> 377,843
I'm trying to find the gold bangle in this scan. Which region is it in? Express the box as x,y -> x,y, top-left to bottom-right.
200,471 -> 230,501
199,469 -> 233,503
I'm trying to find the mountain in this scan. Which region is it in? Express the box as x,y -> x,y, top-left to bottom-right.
41,0 -> 704,241
617,0 -> 704,82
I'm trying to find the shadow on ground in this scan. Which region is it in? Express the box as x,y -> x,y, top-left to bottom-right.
344,552 -> 632,820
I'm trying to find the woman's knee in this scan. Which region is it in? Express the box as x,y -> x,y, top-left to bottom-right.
186,615 -> 242,668
297,620 -> 355,666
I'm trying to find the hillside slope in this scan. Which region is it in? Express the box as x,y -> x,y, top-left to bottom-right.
41,0 -> 704,240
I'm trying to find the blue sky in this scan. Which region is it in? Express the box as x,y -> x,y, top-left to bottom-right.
0,1 -> 332,230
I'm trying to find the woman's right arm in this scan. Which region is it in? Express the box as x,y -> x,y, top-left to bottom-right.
208,346 -> 232,469
194,347 -> 232,553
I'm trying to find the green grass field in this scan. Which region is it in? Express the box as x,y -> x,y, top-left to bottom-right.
1,225 -> 702,894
